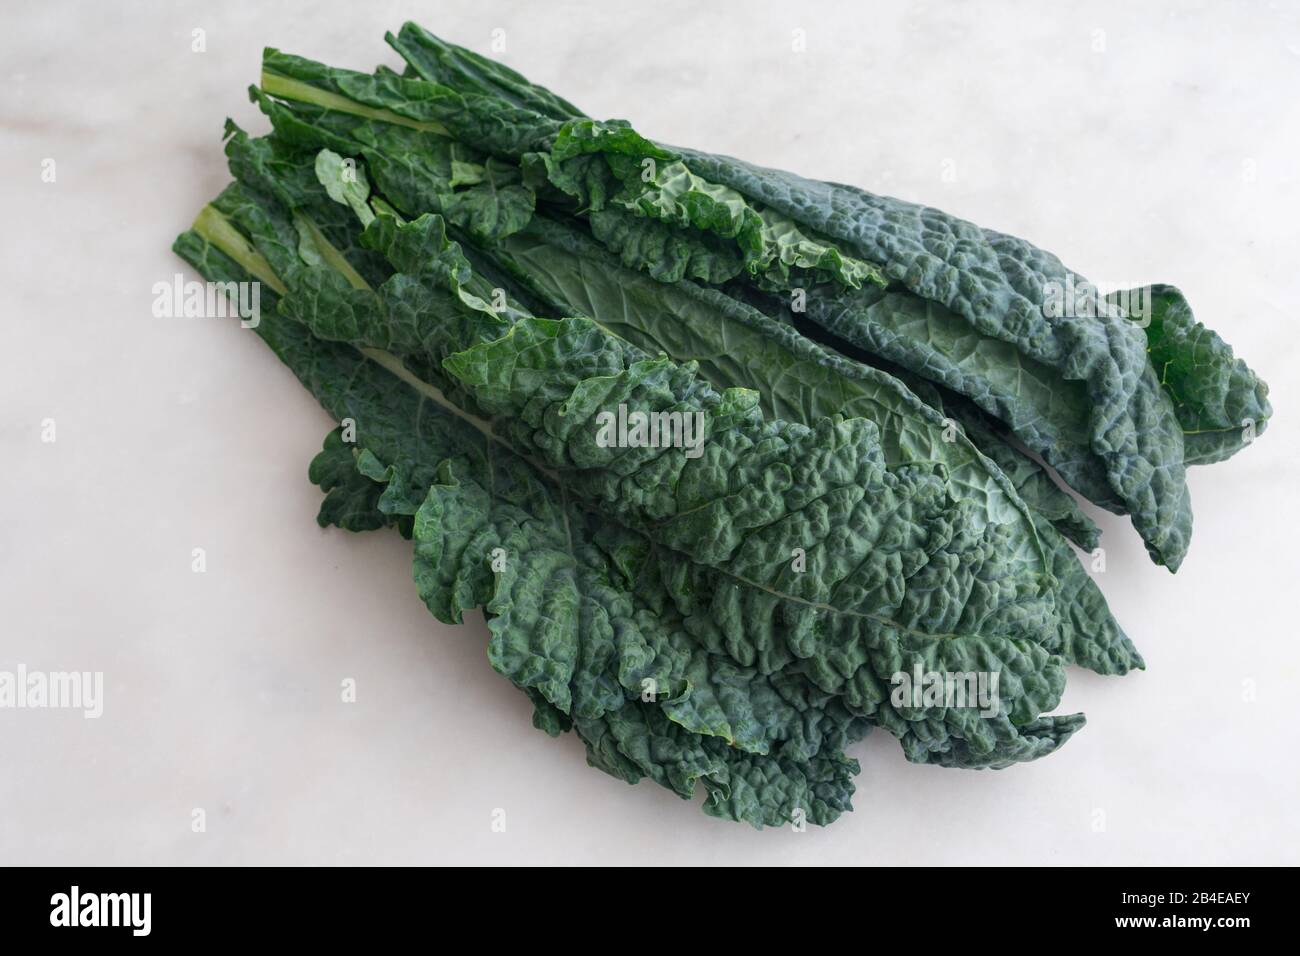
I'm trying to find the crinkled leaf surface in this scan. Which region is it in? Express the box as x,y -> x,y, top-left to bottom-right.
481,216 -> 1139,674
166,26 -> 1279,824
174,157 -> 1086,823
175,222 -> 877,827
379,28 -> 1269,572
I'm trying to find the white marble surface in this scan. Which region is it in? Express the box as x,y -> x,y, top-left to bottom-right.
3,0 -> 1298,865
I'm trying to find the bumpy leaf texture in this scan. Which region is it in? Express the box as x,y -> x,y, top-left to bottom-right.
172,21 -> 1269,826
174,156 -> 1078,824
378,22 -> 1270,571
176,221 -> 878,827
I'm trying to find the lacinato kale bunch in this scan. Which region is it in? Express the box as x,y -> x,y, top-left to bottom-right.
175,23 -> 1270,827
